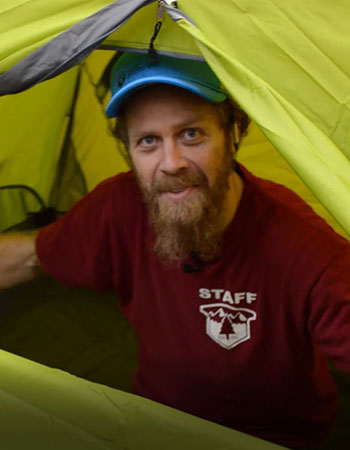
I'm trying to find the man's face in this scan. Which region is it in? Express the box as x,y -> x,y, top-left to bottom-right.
123,85 -> 236,263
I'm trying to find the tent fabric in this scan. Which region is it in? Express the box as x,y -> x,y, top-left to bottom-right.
0,0 -> 154,95
0,0 -> 349,236
0,0 -> 200,96
0,349 -> 287,450
0,66 -> 81,231
0,50 -> 130,232
102,1 -> 200,58
0,0 -> 116,74
237,124 -> 349,238
170,0 -> 350,235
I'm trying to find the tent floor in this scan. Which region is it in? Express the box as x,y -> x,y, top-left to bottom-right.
0,276 -> 138,392
0,276 -> 349,448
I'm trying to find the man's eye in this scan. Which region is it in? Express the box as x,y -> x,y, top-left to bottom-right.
183,129 -> 199,140
139,136 -> 157,147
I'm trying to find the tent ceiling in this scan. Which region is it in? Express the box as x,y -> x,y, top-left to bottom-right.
0,0 -> 117,74
102,1 -> 201,59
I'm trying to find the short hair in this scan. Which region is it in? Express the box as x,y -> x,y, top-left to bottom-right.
112,94 -> 250,156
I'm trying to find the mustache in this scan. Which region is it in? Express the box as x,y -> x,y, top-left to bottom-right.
153,170 -> 208,193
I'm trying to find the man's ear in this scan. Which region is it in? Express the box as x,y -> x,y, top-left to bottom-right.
232,118 -> 240,151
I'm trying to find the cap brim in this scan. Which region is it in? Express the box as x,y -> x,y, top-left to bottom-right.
106,75 -> 227,118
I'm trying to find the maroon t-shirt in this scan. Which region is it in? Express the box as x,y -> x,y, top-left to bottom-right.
36,166 -> 350,449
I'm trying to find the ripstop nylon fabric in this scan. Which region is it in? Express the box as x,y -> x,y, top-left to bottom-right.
169,0 -> 350,235
0,0 -> 116,74
0,349 -> 286,449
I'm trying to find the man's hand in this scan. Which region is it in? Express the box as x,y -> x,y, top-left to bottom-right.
0,231 -> 43,290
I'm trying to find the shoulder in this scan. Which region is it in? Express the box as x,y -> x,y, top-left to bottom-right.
238,165 -> 349,276
38,170 -> 144,239
92,170 -> 141,199
81,170 -> 145,231
240,164 -> 344,239
78,170 -> 143,214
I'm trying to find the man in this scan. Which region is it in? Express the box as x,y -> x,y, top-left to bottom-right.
0,52 -> 349,449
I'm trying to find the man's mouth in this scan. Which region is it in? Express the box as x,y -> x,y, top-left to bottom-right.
160,186 -> 196,200
169,188 -> 188,194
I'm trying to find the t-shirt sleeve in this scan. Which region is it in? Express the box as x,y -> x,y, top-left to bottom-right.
308,244 -> 350,373
36,181 -> 116,291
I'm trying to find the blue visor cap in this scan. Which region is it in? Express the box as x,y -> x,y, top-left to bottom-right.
106,52 -> 228,117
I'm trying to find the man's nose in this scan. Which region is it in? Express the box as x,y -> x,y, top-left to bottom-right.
159,140 -> 189,174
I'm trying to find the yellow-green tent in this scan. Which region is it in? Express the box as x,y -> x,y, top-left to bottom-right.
1,0 -> 349,237
0,0 -> 349,448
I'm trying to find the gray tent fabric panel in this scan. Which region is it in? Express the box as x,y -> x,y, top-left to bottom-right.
162,2 -> 195,24
0,0 -> 154,96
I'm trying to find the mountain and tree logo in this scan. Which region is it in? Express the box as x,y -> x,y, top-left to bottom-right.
199,303 -> 256,349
